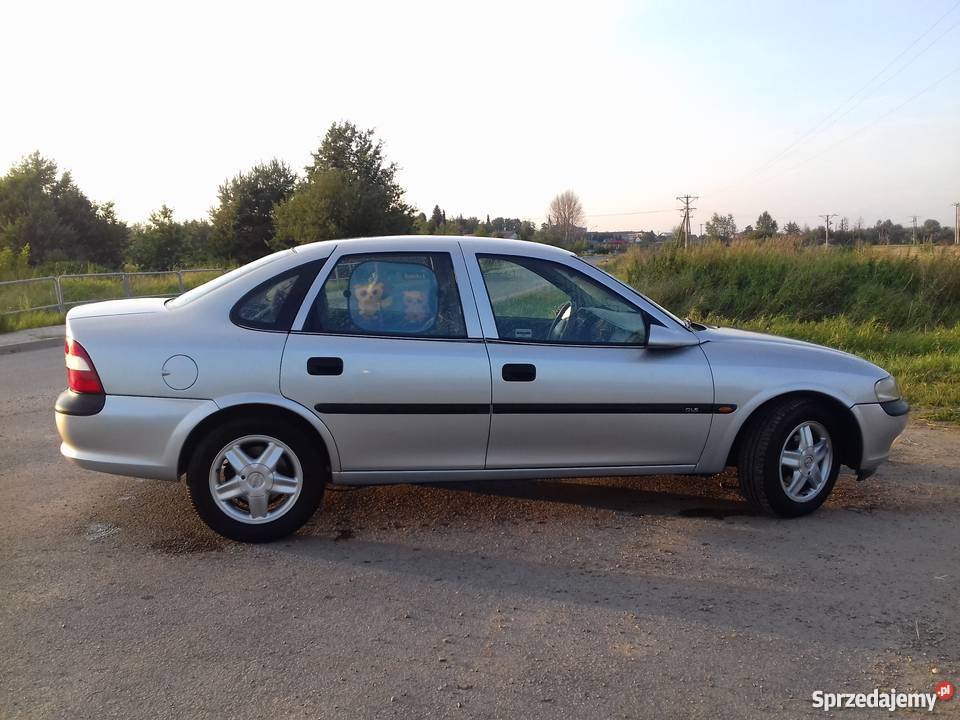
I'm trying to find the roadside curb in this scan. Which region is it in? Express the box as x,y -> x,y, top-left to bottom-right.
0,328 -> 64,356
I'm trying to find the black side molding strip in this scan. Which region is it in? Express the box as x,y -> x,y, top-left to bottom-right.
493,403 -> 735,414
55,389 -> 106,416
315,403 -> 490,415
880,399 -> 910,417
314,403 -> 737,415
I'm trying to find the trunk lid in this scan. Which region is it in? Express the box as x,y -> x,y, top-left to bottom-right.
66,297 -> 169,320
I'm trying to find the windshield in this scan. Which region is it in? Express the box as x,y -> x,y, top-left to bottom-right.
166,251 -> 291,308
574,257 -> 688,328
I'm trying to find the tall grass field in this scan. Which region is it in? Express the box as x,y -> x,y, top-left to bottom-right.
609,241 -> 960,422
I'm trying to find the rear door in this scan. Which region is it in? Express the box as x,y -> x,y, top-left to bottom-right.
280,241 -> 491,473
465,249 -> 714,470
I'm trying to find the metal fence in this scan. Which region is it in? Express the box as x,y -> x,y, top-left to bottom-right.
0,269 -> 223,316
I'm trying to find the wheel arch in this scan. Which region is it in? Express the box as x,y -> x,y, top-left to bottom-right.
724,390 -> 863,471
176,397 -> 341,478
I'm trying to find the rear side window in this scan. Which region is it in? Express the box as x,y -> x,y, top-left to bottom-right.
305,252 -> 467,339
231,259 -> 325,331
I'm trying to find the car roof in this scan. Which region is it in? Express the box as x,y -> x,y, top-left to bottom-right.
292,235 -> 576,261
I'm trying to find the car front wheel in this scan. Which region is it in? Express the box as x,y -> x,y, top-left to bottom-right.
187,417 -> 326,542
737,398 -> 840,517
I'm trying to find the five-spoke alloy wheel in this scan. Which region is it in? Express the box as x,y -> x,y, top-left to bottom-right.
738,398 -> 841,517
779,421 -> 833,503
187,417 -> 325,542
209,435 -> 304,524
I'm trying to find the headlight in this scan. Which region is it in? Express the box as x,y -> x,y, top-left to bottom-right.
875,376 -> 901,402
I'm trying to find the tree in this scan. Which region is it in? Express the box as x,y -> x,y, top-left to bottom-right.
127,205 -> 186,270
180,219 -> 215,266
518,220 -> 537,242
0,152 -> 128,266
876,219 -> 906,245
210,159 -> 297,263
753,211 -> 778,239
546,190 -> 584,246
428,205 -> 444,233
273,122 -> 415,247
922,218 -> 947,243
704,213 -> 737,243
782,221 -> 801,235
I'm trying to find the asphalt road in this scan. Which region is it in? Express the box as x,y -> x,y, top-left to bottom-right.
1,346 -> 958,719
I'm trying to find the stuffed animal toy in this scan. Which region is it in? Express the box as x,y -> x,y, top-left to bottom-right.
402,289 -> 429,324
353,276 -> 392,318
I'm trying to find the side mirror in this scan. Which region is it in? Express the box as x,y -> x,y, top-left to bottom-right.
645,324 -> 701,349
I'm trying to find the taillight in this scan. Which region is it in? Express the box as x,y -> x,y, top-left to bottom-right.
65,338 -> 104,394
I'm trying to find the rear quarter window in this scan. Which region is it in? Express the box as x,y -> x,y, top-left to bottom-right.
230,259 -> 326,331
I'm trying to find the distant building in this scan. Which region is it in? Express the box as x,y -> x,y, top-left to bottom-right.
585,231 -> 647,246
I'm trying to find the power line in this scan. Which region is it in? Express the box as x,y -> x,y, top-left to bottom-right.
583,208 -> 674,218
708,0 -> 960,197
820,13 -> 960,136
785,61 -> 960,173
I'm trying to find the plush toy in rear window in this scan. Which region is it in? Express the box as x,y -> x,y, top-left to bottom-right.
348,261 -> 439,334
352,275 -> 392,319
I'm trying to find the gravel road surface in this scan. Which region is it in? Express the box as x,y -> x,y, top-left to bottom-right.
1,346 -> 957,719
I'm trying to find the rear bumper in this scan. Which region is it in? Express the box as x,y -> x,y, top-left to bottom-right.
852,401 -> 909,473
56,394 -> 216,480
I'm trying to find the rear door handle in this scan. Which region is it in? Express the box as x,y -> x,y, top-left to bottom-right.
502,363 -> 536,382
307,357 -> 344,376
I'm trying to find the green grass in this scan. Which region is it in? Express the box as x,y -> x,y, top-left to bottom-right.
0,310 -> 65,334
0,277 -> 60,315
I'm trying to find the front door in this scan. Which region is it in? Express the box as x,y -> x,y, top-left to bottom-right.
281,248 -> 491,472
470,252 -> 714,469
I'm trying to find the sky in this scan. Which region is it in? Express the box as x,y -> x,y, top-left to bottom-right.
1,0 -> 958,233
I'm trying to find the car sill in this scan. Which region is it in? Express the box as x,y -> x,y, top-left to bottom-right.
333,465 -> 698,485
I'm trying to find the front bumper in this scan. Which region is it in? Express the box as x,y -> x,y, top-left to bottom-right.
851,400 -> 910,473
56,393 -> 217,480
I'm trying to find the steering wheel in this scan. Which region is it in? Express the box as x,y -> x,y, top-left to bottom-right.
547,301 -> 573,342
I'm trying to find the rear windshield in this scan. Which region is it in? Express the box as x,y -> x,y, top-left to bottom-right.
166,251 -> 291,308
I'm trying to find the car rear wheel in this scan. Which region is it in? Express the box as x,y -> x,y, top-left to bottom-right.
187,417 -> 326,542
737,398 -> 840,517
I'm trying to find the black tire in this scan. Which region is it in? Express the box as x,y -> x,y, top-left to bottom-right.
737,398 -> 841,518
187,416 -> 326,542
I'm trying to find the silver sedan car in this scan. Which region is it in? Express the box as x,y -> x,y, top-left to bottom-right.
55,236 -> 908,541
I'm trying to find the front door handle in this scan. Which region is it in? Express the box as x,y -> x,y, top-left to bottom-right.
307,357 -> 344,376
502,363 -> 536,382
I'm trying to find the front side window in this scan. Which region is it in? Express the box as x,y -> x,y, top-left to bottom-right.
478,255 -> 647,345
306,252 -> 467,339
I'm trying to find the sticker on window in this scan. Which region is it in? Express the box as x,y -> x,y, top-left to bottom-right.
348,261 -> 439,334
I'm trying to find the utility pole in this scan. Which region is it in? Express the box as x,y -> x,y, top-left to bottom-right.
819,214 -> 837,246
676,194 -> 698,249
952,202 -> 959,245
910,215 -> 919,244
